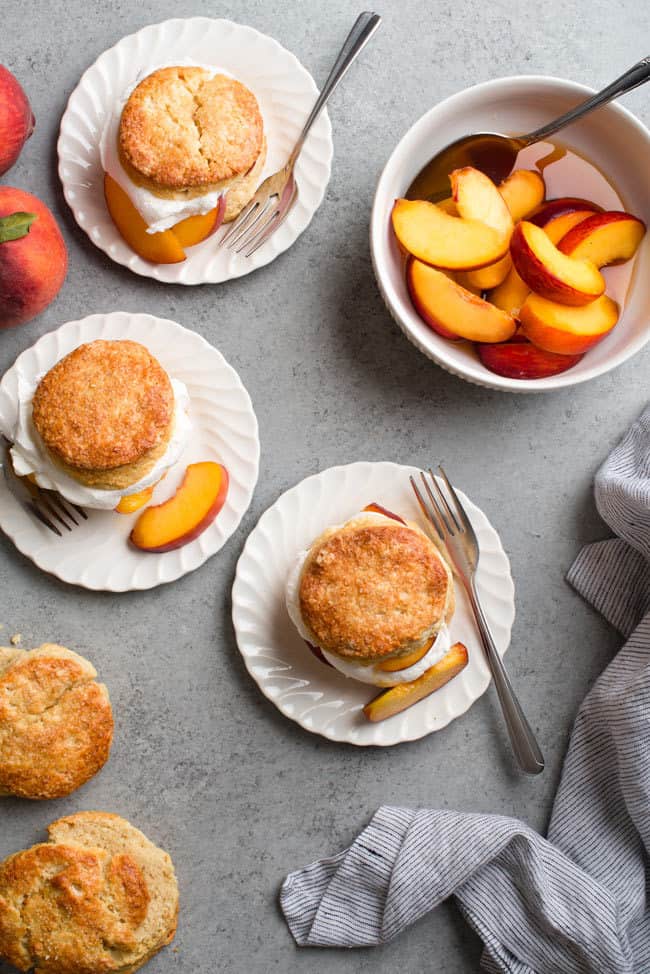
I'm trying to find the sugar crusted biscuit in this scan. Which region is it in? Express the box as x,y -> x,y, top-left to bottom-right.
119,67 -> 264,194
0,644 -> 113,800
32,340 -> 174,489
0,811 -> 178,974
299,519 -> 454,661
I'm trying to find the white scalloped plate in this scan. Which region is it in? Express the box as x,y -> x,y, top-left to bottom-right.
0,313 -> 259,591
57,17 -> 333,284
232,462 -> 514,746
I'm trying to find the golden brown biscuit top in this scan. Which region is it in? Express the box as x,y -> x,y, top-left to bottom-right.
299,521 -> 452,660
118,66 -> 264,189
0,644 -> 113,800
32,340 -> 174,471
0,812 -> 178,974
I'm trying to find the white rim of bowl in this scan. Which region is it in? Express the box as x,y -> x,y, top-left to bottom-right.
370,74 -> 650,393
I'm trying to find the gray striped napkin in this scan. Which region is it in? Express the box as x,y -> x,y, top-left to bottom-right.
281,405 -> 650,973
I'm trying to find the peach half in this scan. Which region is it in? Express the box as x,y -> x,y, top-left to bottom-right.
104,174 -> 224,264
130,461 -> 229,552
519,292 -> 619,355
391,198 -> 509,271
557,211 -> 646,267
510,221 -> 605,306
407,259 -> 516,343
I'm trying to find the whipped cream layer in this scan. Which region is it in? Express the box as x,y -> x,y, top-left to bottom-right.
285,512 -> 453,687
10,374 -> 192,511
100,61 -> 228,233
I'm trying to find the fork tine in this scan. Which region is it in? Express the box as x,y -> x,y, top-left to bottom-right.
45,492 -> 79,526
71,502 -> 88,520
37,494 -> 74,532
26,501 -> 62,537
229,198 -> 276,252
420,471 -> 453,535
218,199 -> 258,248
409,474 -> 444,540
243,185 -> 298,257
428,467 -> 461,531
437,465 -> 473,534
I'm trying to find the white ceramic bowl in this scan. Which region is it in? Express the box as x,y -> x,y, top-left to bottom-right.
370,76 -> 650,392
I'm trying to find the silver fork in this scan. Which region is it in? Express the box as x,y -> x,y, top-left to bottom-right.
1,437 -> 87,537
411,466 -> 544,775
218,11 -> 382,257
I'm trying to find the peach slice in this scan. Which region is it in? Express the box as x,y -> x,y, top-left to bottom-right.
488,265 -> 530,316
362,503 -> 407,524
478,339 -> 583,379
543,210 -> 597,246
498,169 -> 545,222
530,197 -> 601,228
510,221 -> 605,306
378,638 -> 434,673
451,167 -> 514,239
519,292 -> 619,355
115,485 -> 155,515
172,194 -> 226,248
451,167 -> 514,291
557,211 -> 646,267
391,198 -> 509,270
407,258 -> 516,343
488,211 -> 593,314
130,461 -> 229,552
363,642 -> 468,722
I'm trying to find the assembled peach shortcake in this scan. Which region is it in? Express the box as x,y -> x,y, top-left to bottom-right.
285,502 -> 468,722
9,339 -> 228,551
100,65 -> 266,262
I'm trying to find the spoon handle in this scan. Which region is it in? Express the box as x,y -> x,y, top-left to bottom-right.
521,56 -> 650,145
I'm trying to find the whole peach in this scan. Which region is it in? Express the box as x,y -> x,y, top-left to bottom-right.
0,65 -> 35,176
0,187 -> 67,328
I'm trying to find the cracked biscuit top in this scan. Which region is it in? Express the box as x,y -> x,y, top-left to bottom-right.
32,340 -> 174,473
299,520 -> 454,661
0,645 -> 113,800
118,66 -> 264,192
0,812 -> 178,974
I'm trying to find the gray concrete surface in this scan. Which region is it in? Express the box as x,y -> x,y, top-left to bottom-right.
1,1 -> 648,971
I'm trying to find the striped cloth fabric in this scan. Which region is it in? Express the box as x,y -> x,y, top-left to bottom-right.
280,405 -> 650,973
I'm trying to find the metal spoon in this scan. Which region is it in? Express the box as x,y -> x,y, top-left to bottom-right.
407,56 -> 650,202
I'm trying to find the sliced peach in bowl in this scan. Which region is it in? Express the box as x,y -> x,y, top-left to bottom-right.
451,166 -> 514,290
408,259 -> 516,342
529,196 -> 601,227
391,198 -> 509,270
451,166 -> 514,237
130,461 -> 229,552
543,209 -> 597,245
498,169 -> 545,222
478,338 -> 583,379
519,292 -> 619,355
557,211 -> 646,266
488,266 -> 530,316
489,212 -> 594,314
510,220 -> 605,306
